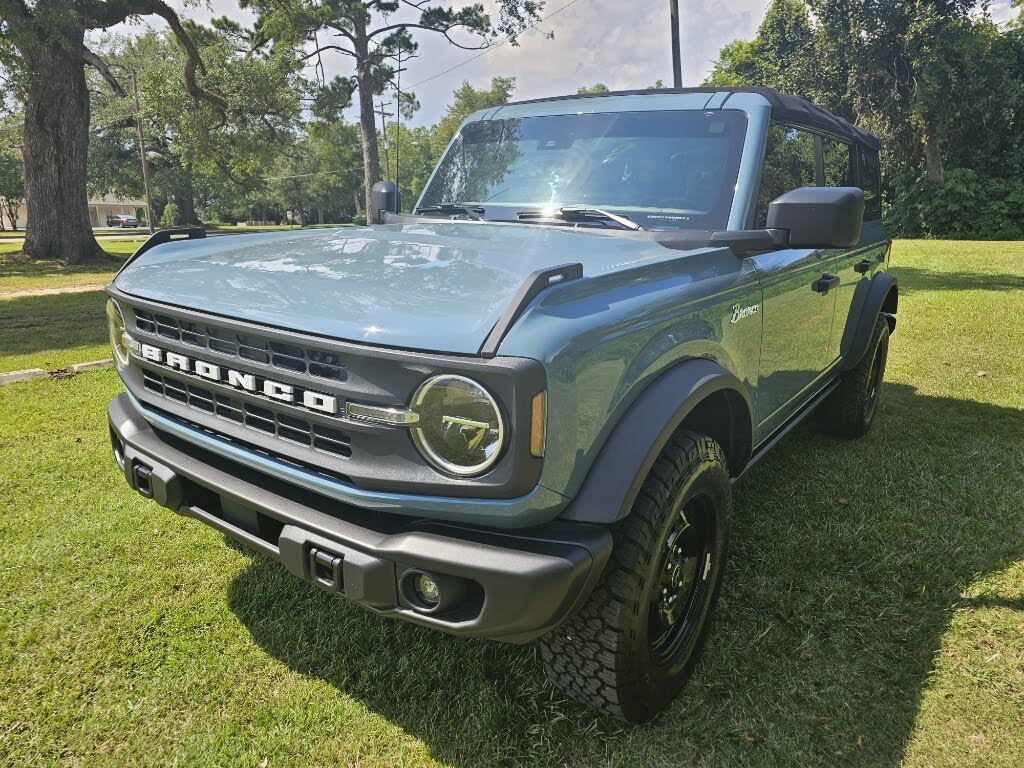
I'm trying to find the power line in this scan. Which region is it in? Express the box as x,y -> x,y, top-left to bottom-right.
406,0 -> 589,89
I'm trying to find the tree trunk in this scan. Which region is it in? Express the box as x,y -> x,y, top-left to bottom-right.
923,134 -> 944,185
179,187 -> 196,225
353,18 -> 382,217
21,28 -> 104,264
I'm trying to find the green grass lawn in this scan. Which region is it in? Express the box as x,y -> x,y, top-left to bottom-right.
0,290 -> 110,372
0,241 -> 142,294
1,240 -> 1022,767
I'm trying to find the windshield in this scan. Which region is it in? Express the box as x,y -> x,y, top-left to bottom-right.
419,110 -> 747,230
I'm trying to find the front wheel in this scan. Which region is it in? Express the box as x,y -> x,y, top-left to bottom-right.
539,432 -> 730,722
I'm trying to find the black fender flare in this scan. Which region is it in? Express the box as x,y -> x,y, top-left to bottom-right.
840,272 -> 898,370
560,358 -> 752,525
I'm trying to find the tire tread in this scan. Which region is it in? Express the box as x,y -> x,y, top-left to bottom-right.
539,432 -> 728,720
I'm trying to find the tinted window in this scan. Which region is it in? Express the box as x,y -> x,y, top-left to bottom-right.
755,124 -> 817,227
420,110 -> 748,230
858,148 -> 882,220
823,137 -> 853,187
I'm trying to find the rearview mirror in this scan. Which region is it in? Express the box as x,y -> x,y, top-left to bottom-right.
370,181 -> 400,224
767,187 -> 864,248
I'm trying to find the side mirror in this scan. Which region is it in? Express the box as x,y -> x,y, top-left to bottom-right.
370,181 -> 400,224
767,187 -> 864,248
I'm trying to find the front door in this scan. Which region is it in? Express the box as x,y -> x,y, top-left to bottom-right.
748,124 -> 840,440
750,248 -> 838,439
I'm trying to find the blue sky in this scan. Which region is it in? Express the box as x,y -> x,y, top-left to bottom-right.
111,0 -> 1020,126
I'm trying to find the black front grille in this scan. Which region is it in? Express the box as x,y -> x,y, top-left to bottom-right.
134,309 -> 347,382
142,370 -> 352,458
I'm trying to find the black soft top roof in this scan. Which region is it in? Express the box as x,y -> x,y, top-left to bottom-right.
506,86 -> 881,151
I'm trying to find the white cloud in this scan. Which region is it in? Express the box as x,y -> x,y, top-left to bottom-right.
988,0 -> 1018,25
96,0 -> 770,125
407,0 -> 768,123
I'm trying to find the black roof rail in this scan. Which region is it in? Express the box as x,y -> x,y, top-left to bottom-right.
479,263 -> 584,359
114,226 -> 207,278
500,86 -> 881,150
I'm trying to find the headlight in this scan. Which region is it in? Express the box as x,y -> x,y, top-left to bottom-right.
411,375 -> 505,476
106,299 -> 130,367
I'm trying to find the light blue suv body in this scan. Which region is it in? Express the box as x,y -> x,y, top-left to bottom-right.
106,88 -> 897,716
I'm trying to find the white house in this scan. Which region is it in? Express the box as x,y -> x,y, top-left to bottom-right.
11,193 -> 146,229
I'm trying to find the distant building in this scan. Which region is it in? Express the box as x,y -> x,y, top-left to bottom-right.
12,193 -> 146,229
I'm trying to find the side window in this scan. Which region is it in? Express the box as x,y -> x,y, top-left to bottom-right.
755,124 -> 817,227
858,148 -> 882,220
822,137 -> 853,187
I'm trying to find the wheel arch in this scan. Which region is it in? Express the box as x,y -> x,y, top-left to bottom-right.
560,358 -> 752,526
840,272 -> 898,370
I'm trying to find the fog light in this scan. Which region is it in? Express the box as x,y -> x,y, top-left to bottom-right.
415,573 -> 440,606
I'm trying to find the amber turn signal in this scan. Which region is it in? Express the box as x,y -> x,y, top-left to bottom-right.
530,392 -> 547,458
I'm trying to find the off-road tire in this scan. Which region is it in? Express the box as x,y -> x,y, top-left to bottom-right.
819,315 -> 890,438
539,432 -> 730,722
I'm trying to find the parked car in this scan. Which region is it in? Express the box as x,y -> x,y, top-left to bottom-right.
107,214 -> 140,228
105,87 -> 896,722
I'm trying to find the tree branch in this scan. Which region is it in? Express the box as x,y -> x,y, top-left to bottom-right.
81,46 -> 127,98
80,0 -> 227,111
142,0 -> 228,111
368,22 -> 489,49
302,44 -> 357,60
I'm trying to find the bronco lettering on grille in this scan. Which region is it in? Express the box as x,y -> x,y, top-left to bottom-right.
138,343 -> 338,415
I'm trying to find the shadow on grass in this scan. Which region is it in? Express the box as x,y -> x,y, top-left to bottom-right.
0,253 -> 128,281
0,290 -> 108,361
228,383 -> 1024,767
893,266 -> 1024,294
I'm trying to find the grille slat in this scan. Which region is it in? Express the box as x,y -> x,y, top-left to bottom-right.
134,309 -> 346,382
142,370 -> 352,459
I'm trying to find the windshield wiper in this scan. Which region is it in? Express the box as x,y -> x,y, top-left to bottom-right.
415,202 -> 484,221
517,206 -> 643,231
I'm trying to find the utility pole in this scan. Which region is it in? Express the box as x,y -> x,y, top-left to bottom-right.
377,100 -> 392,180
394,47 -> 402,203
131,71 -> 155,234
670,0 -> 683,88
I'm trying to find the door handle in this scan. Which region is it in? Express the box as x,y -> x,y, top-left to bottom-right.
811,274 -> 841,295
854,258 -> 875,274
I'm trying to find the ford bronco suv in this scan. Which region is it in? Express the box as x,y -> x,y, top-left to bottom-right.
106,87 -> 896,722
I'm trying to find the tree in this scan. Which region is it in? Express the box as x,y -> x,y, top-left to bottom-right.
0,0 -> 228,263
705,0 -> 1024,238
0,108 -> 22,230
0,150 -> 24,229
293,120 -> 366,222
578,82 -> 610,94
245,1 -> 542,215
431,77 -> 516,161
87,25 -> 304,227
382,121 -> 435,210
705,0 -> 815,96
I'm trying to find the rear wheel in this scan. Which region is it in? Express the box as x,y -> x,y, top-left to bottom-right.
819,315 -> 890,438
539,432 -> 729,722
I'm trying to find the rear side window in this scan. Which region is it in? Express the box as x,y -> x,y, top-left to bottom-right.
858,148 -> 882,220
822,137 -> 853,187
755,124 -> 817,227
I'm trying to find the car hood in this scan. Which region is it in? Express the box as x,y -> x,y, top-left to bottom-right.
114,223 -> 692,354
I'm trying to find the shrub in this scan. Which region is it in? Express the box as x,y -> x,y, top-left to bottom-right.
887,169 -> 1024,240
160,202 -> 180,229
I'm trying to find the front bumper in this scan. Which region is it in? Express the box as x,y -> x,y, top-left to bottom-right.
108,393 -> 612,643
